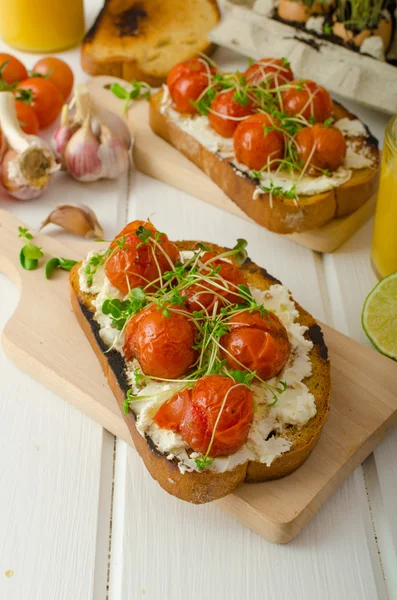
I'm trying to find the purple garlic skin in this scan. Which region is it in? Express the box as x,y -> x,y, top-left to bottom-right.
64,121 -> 102,182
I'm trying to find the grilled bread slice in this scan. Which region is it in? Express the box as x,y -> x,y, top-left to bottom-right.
70,241 -> 331,504
81,0 -> 220,86
149,93 -> 379,234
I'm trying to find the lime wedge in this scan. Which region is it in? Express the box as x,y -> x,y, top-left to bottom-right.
362,271 -> 397,360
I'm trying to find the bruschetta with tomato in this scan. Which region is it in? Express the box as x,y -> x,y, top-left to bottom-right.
149,57 -> 380,234
70,220 -> 331,503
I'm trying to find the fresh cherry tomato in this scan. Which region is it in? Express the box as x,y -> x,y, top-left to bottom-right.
281,80 -> 333,123
105,220 -> 179,295
17,78 -> 63,128
123,305 -> 196,379
32,57 -> 74,101
15,101 -> 39,135
244,58 -> 294,89
180,375 -> 253,456
295,124 -> 347,175
208,89 -> 254,138
169,72 -> 211,114
167,58 -> 215,93
0,53 -> 27,85
233,113 -> 285,171
183,252 -> 248,313
220,310 -> 291,379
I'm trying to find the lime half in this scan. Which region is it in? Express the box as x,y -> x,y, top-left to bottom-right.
362,271 -> 397,361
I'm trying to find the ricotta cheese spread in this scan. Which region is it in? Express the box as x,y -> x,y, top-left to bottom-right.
160,85 -> 375,199
79,251 -> 318,474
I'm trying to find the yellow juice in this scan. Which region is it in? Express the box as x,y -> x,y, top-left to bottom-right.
372,117 -> 397,278
0,0 -> 85,52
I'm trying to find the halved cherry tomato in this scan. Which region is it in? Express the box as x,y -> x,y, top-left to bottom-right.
208,89 -> 254,138
233,113 -> 285,171
295,124 -> 346,175
123,305 -> 196,379
167,58 -> 215,93
183,252 -> 248,313
0,53 -> 27,85
105,220 -> 179,295
33,57 -> 74,101
244,58 -> 294,89
17,78 -> 63,128
220,310 -> 291,379
179,375 -> 253,456
169,72 -> 211,114
15,101 -> 39,135
281,80 -> 333,123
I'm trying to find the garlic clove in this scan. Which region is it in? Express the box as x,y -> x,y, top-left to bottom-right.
98,124 -> 130,180
92,105 -> 131,148
64,119 -> 102,182
40,204 -> 104,238
52,104 -> 79,161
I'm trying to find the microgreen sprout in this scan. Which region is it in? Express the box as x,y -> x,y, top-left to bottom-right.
18,226 -> 43,271
110,80 -> 151,114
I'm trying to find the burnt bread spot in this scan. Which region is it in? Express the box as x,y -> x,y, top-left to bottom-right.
115,5 -> 147,37
308,324 -> 328,361
78,300 -> 130,396
243,257 -> 282,285
83,4 -> 107,43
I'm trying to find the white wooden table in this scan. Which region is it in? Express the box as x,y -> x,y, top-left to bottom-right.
0,2 -> 396,599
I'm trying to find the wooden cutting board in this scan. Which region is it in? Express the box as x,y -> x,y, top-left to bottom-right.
87,76 -> 378,254
1,210 -> 397,543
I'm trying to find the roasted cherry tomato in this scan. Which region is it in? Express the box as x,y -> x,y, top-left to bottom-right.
220,310 -> 291,379
180,375 -> 253,456
295,124 -> 347,175
183,251 -> 248,313
281,80 -> 333,123
105,220 -> 179,295
123,305 -> 196,379
15,101 -> 39,135
208,89 -> 254,138
244,58 -> 294,89
233,113 -> 284,171
33,57 -> 74,101
154,375 -> 253,456
154,388 -> 190,430
17,78 -> 63,128
167,58 -> 215,93
169,72 -> 212,114
0,53 -> 27,85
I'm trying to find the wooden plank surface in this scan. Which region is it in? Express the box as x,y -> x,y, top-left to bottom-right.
324,219 -> 397,599
87,76 -> 378,254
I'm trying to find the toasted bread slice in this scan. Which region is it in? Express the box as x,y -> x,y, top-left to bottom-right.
149,93 -> 379,234
70,241 -> 331,504
81,0 -> 220,86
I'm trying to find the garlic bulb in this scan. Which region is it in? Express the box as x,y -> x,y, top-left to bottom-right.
53,86 -> 131,183
0,92 -> 59,200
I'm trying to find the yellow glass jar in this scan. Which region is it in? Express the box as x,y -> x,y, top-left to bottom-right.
0,0 -> 85,53
372,117 -> 397,279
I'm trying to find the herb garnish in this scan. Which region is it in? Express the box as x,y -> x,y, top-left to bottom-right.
110,81 -> 152,114
18,226 -> 43,271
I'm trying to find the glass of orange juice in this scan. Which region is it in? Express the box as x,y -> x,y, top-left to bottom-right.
0,0 -> 85,52
371,116 -> 397,279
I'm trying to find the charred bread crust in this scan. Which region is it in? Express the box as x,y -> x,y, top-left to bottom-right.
149,92 -> 379,234
70,241 -> 331,503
